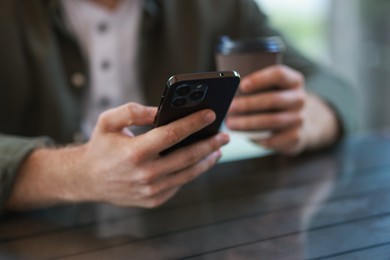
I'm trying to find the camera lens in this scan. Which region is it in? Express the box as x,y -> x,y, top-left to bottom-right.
189,91 -> 204,101
172,97 -> 187,108
176,85 -> 191,96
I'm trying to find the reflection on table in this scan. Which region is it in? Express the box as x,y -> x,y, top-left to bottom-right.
1,131 -> 390,259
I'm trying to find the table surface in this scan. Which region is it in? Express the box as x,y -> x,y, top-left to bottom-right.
2,132 -> 390,259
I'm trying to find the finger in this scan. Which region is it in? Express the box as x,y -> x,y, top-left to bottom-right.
97,103 -> 157,133
258,126 -> 304,155
141,188 -> 180,208
136,109 -> 216,154
160,133 -> 229,172
229,89 -> 305,114
240,65 -> 304,93
140,151 -> 221,199
136,133 -> 229,184
226,110 -> 303,131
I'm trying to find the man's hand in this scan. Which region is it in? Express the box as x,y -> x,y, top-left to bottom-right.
6,103 -> 229,210
226,65 -> 340,154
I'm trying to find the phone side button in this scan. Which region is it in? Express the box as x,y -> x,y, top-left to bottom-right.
154,96 -> 164,127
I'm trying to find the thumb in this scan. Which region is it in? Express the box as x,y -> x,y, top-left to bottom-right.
97,103 -> 157,133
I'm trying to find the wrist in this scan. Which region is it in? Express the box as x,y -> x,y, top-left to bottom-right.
303,94 -> 341,151
53,144 -> 88,204
5,144 -> 86,210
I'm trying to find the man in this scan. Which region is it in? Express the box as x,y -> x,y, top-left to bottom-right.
0,0 -> 357,210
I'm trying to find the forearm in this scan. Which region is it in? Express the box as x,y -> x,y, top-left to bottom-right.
303,94 -> 341,151
3,104 -> 230,211
4,145 -> 85,211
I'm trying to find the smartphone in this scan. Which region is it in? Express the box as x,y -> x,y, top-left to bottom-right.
154,71 -> 240,155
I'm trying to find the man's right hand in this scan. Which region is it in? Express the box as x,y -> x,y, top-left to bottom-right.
6,103 -> 229,210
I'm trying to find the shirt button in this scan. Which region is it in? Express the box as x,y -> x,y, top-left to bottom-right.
71,73 -> 86,88
101,60 -> 111,70
97,22 -> 109,33
98,96 -> 111,108
73,132 -> 86,143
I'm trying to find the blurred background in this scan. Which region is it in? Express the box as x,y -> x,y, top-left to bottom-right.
256,0 -> 390,133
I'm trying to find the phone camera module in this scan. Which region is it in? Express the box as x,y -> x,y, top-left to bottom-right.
171,83 -> 208,108
176,85 -> 191,96
172,97 -> 187,108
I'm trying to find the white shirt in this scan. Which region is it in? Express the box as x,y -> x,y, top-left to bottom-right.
61,0 -> 144,137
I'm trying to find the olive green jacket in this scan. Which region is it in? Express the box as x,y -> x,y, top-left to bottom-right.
0,0 -> 358,209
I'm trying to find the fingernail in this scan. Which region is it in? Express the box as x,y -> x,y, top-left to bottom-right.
240,79 -> 250,92
217,133 -> 230,144
204,110 -> 216,123
212,150 -> 222,159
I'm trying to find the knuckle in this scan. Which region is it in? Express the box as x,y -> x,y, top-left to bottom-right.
127,149 -> 146,165
123,102 -> 139,121
186,149 -> 201,165
124,102 -> 138,116
143,185 -> 158,197
273,66 -> 305,88
272,65 -> 287,80
97,110 -> 111,127
164,127 -> 182,145
126,102 -> 138,110
137,170 -> 155,185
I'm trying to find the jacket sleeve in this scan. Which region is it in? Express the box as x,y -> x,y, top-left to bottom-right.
0,134 -> 52,210
239,0 -> 360,134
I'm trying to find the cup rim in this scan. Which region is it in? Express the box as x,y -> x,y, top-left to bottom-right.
216,36 -> 285,54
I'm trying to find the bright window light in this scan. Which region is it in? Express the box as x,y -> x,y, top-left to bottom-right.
255,0 -> 331,64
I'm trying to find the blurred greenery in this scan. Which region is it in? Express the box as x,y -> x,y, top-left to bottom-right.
257,0 -> 329,63
268,13 -> 329,64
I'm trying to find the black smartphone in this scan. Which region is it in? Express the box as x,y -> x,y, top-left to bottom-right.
154,71 -> 240,155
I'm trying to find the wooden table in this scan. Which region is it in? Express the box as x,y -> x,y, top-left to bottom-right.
2,132 -> 390,259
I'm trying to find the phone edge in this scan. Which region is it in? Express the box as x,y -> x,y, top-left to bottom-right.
167,71 -> 240,86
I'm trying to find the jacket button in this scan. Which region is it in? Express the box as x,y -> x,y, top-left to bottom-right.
73,132 -> 86,143
71,73 -> 86,88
